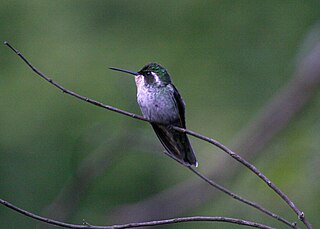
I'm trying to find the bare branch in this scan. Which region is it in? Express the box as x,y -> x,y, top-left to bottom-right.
3,41 -> 312,228
163,151 -> 297,228
4,41 -> 145,122
0,198 -> 275,229
176,126 -> 306,227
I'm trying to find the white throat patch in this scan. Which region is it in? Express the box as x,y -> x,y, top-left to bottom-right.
151,72 -> 161,84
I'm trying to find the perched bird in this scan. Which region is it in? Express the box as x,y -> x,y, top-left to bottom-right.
110,63 -> 198,167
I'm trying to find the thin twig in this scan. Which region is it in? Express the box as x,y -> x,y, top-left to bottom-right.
3,41 -> 312,229
173,127 -> 313,229
188,167 -> 298,228
0,198 -> 274,229
162,151 -> 298,228
174,126 -> 309,227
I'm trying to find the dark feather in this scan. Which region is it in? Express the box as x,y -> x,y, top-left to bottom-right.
171,84 -> 186,128
151,123 -> 197,166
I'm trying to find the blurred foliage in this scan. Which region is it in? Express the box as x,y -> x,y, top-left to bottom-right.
0,1 -> 319,228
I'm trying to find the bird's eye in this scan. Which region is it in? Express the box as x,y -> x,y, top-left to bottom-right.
146,71 -> 152,76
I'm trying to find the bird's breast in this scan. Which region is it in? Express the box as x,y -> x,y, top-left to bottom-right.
136,86 -> 179,124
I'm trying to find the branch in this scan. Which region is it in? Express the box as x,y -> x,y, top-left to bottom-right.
188,167 -> 297,228
0,198 -> 275,229
176,127 -> 307,227
163,151 -> 297,228
3,41 -> 312,228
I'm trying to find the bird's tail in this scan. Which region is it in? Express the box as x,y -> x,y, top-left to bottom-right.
151,124 -> 198,167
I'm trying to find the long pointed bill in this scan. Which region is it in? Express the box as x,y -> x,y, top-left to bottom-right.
109,67 -> 138,76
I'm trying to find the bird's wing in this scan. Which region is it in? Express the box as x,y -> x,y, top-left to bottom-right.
171,84 -> 186,128
151,124 -> 186,163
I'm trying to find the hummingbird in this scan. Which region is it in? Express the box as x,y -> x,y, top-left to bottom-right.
110,63 -> 198,167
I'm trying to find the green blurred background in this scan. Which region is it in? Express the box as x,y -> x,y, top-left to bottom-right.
1,1 -> 319,228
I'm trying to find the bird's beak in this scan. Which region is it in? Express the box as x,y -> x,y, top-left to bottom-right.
109,67 -> 138,76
